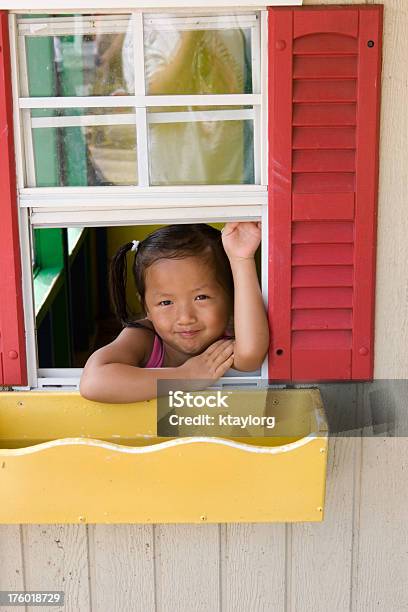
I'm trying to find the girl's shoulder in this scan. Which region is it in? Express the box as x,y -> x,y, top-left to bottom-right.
110,319 -> 157,367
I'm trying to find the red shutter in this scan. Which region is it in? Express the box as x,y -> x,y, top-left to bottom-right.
268,6 -> 383,382
0,11 -> 27,386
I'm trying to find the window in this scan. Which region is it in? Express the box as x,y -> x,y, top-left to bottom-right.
1,5 -> 382,387
9,10 -> 268,388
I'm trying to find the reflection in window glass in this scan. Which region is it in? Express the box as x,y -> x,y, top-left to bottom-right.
141,27 -> 252,95
21,14 -> 259,188
26,30 -> 132,97
87,124 -> 137,186
147,107 -> 254,185
32,109 -> 137,187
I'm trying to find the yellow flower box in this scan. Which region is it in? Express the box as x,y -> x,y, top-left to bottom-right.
0,388 -> 327,523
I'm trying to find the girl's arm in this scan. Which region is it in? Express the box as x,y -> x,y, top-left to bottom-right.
79,327 -> 234,403
222,222 -> 270,372
80,327 -> 179,403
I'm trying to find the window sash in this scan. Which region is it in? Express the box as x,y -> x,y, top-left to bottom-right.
16,11 -> 262,191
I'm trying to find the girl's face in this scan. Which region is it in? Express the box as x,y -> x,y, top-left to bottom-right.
144,256 -> 231,358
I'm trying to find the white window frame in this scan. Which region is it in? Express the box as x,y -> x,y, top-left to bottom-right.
9,9 -> 269,389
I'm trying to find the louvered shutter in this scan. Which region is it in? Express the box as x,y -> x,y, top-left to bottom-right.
268,6 -> 383,381
0,12 -> 27,385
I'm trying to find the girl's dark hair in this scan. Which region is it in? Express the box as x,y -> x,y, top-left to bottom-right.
109,224 -> 234,326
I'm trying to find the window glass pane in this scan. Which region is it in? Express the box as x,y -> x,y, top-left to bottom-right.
142,24 -> 252,95
31,108 -> 137,187
147,106 -> 254,185
25,28 -> 132,97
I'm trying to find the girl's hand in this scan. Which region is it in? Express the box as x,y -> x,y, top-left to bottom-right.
178,339 -> 234,385
222,222 -> 261,261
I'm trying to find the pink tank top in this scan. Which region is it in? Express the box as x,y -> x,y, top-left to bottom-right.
144,333 -> 234,368
145,334 -> 165,368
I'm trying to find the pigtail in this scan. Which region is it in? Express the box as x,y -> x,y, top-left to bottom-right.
109,242 -> 134,326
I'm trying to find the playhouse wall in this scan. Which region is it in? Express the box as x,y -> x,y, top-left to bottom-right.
0,0 -> 407,610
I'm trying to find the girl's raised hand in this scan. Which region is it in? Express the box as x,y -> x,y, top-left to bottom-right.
221,221 -> 261,260
179,339 -> 234,385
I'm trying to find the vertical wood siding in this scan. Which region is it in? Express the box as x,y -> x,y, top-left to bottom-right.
91,525 -> 155,611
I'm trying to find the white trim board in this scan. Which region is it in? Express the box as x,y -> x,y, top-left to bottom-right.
5,2 -> 302,10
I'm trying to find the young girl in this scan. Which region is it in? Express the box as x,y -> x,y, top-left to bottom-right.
80,222 -> 269,403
